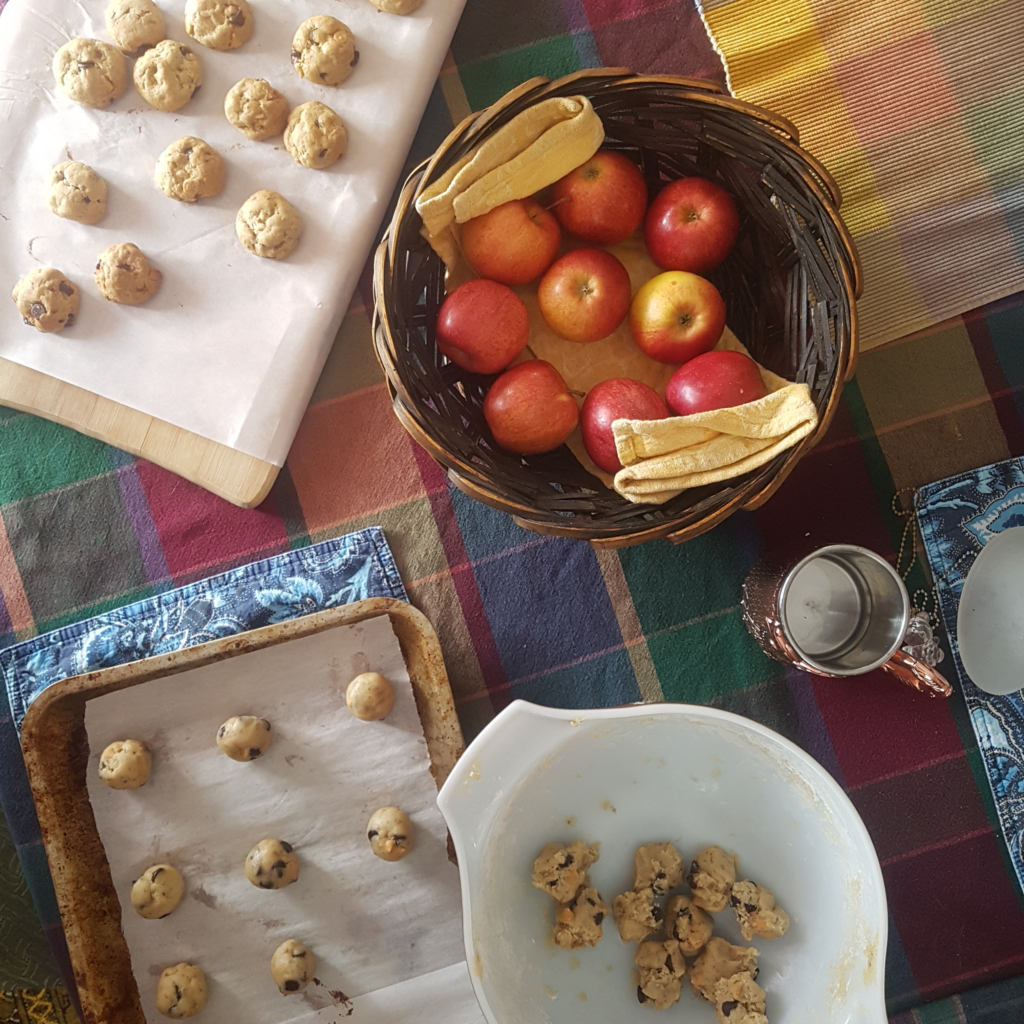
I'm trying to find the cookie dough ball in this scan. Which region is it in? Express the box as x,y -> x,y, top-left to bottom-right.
97,738 -> 152,788
612,887 -> 660,944
133,40 -> 202,112
634,841 -> 685,896
367,0 -> 423,12
531,840 -> 598,902
246,838 -> 299,889
131,864 -> 185,919
48,161 -> 107,225
52,38 -> 127,108
367,806 -> 414,861
95,243 -> 161,305
216,715 -> 272,761
271,939 -> 316,995
687,845 -> 737,913
553,884 -> 610,950
283,101 -> 347,170
185,0 -> 253,50
346,672 -> 394,721
636,938 -> 686,1010
105,0 -> 165,53
291,17 -> 358,86
235,190 -> 303,260
11,268 -> 79,334
224,78 -> 289,141
155,137 -> 225,203
664,893 -> 714,956
711,970 -> 768,1024
156,962 -> 207,1019
730,879 -> 789,941
690,937 -> 759,1002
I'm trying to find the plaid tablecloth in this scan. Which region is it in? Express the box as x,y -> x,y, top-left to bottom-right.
2,1 -> 1024,1022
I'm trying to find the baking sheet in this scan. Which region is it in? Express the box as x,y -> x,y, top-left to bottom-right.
0,0 -> 465,465
84,613 -> 483,1024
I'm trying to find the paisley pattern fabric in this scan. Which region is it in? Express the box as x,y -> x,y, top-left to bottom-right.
917,458 -> 1024,890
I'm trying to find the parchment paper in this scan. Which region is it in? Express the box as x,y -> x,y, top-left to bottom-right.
83,614 -> 484,1024
0,0 -> 465,465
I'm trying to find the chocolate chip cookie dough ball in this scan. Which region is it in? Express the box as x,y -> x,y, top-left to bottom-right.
283,100 -> 347,170
246,838 -> 299,889
367,0 -> 423,12
155,962 -> 207,1019
134,40 -> 202,112
48,161 -> 107,224
12,268 -> 79,334
634,841 -> 685,896
271,939 -> 316,995
612,887 -> 660,943
664,893 -> 714,956
235,190 -> 303,260
531,840 -> 599,902
105,0 -> 165,53
553,884 -> 610,949
98,738 -> 152,788
224,78 -> 289,141
687,845 -> 737,913
52,38 -> 127,108
155,137 -> 225,203
689,936 -> 759,1001
185,0 -> 253,51
131,864 -> 185,919
636,938 -> 686,1009
95,243 -> 161,305
346,672 -> 394,721
216,715 -> 272,761
366,806 -> 414,861
730,879 -> 789,941
291,16 -> 358,86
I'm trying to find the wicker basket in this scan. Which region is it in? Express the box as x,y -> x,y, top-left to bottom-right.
373,68 -> 862,549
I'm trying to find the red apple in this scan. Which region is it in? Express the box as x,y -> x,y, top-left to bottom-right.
537,248 -> 632,343
666,350 -> 769,416
436,279 -> 530,374
629,271 -> 726,365
581,378 -> 669,473
483,360 -> 579,455
644,176 -> 740,274
461,198 -> 561,286
550,150 -> 648,245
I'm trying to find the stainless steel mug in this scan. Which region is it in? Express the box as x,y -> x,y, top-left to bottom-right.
741,544 -> 952,697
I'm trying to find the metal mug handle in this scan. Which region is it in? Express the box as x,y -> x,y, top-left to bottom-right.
881,649 -> 953,698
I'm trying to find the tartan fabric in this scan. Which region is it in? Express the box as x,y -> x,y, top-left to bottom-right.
698,0 -> 1024,350
2,1 -> 1024,1022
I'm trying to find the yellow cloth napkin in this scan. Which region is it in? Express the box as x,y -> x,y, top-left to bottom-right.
611,333 -> 818,505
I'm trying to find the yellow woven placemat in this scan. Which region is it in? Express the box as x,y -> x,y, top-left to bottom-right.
0,990 -> 77,1024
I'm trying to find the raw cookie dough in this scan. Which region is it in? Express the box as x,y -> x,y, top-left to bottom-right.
184,0 -> 253,51
131,864 -> 185,919
712,970 -> 769,1024
271,939 -> 316,995
346,672 -> 394,721
634,842 -> 685,896
283,100 -> 348,170
155,137 -> 225,202
690,937 -> 759,1002
367,0 -> 423,13
105,0 -> 165,53
133,40 -> 202,112
224,78 -> 289,140
52,38 -> 126,108
97,738 -> 152,788
235,190 -> 303,260
47,161 -> 107,225
688,846 -> 738,913
290,16 -> 357,86
95,243 -> 161,305
664,893 -> 714,956
367,806 -> 414,861
246,838 -> 299,889
635,938 -> 686,1010
155,962 -> 207,1019
11,268 -> 79,334
612,887 -> 661,943
553,884 -> 610,950
730,880 -> 790,941
531,841 -> 598,902
217,715 -> 272,761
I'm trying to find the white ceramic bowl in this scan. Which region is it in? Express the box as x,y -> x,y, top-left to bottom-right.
437,701 -> 887,1024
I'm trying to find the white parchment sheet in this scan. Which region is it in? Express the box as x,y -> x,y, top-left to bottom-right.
0,0 -> 465,465
84,614 -> 485,1024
